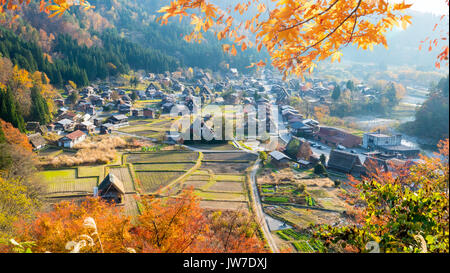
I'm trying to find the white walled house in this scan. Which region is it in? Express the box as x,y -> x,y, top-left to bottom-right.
58,130 -> 87,148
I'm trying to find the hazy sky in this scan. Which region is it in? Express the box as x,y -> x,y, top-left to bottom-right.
397,0 -> 449,15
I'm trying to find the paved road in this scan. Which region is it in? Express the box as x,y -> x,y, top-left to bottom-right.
250,159 -> 279,253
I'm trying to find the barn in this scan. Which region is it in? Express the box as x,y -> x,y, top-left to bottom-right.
98,173 -> 125,205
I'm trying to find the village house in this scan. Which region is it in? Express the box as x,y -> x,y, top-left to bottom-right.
289,121 -> 315,137
315,126 -> 362,148
58,111 -> 80,122
327,150 -> 364,175
100,123 -> 114,134
26,121 -> 41,132
143,108 -> 154,118
58,130 -> 86,148
118,103 -> 132,114
269,151 -> 291,168
106,114 -> 129,126
27,133 -> 47,151
362,132 -> 420,158
75,121 -> 95,134
98,173 -> 125,205
131,109 -> 142,117
54,119 -> 75,131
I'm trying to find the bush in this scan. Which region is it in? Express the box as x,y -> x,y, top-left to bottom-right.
334,180 -> 342,188
314,163 -> 327,176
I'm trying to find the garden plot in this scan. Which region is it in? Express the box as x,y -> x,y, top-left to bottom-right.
265,205 -> 343,229
136,171 -> 184,193
297,178 -> 348,211
126,151 -> 198,163
39,169 -> 98,196
199,200 -> 249,211
109,167 -> 136,193
133,163 -> 194,171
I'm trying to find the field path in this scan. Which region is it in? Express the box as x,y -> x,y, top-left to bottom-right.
159,152 -> 204,195
250,159 -> 279,253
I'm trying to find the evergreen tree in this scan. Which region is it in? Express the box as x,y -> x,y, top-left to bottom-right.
332,85 -> 341,101
30,86 -> 51,125
0,87 -> 25,132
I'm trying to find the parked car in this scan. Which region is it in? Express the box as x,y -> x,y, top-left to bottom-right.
337,144 -> 346,150
317,145 -> 323,150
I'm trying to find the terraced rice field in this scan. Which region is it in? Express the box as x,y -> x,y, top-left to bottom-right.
126,152 -> 198,163
215,175 -> 245,182
202,152 -> 257,162
123,194 -> 140,216
39,169 -> 98,196
136,171 -> 184,193
78,166 -> 104,179
109,167 -> 136,192
208,182 -> 244,193
201,162 -> 249,173
199,200 -> 249,211
183,180 -> 208,190
133,163 -> 194,171
194,191 -> 247,201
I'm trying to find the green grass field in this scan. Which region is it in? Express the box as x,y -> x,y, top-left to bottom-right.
78,166 -> 104,178
39,169 -> 98,195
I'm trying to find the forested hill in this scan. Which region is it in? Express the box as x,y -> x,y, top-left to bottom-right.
0,0 -> 263,88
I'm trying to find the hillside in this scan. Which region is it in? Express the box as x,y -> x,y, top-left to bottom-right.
0,0 -> 264,88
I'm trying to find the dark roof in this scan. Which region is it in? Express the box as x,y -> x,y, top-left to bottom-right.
327,150 -> 362,173
98,173 -> 125,195
269,151 -> 290,161
28,133 -> 46,148
110,114 -> 128,121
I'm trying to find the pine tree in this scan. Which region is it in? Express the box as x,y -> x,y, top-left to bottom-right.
332,85 -> 341,101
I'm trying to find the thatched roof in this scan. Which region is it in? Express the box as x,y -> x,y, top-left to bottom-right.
327,150 -> 362,173
98,173 -> 125,195
27,133 -> 46,148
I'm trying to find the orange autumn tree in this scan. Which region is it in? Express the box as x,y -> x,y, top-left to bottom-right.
315,139 -> 449,253
10,197 -> 132,253
157,0 -> 413,78
130,190 -> 209,253
2,189 -> 266,253
0,118 -> 32,151
130,189 -> 266,253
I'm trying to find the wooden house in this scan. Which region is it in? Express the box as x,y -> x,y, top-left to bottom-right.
98,174 -> 125,205
27,133 -> 47,150
269,151 -> 291,168
58,130 -> 86,148
327,150 -> 364,175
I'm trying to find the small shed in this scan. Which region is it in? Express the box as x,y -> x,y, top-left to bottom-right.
98,174 -> 125,205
